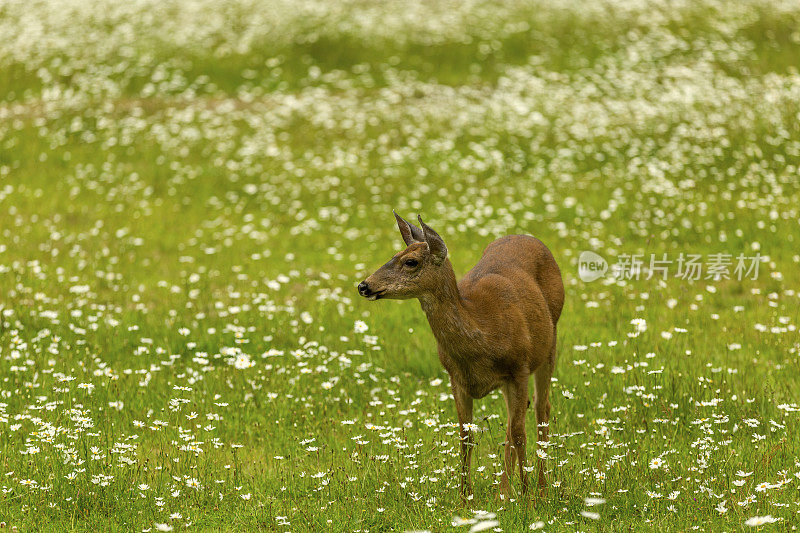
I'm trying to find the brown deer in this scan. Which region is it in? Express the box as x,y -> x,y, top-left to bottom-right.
358,213 -> 564,500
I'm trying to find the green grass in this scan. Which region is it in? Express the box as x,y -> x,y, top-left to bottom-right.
1,0 -> 800,531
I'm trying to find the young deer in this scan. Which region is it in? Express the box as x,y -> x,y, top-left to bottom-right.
358,213 -> 564,500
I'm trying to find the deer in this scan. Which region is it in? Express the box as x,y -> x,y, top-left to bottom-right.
357,212 -> 564,501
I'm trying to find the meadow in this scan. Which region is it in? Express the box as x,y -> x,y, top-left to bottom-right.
1,0 -> 799,530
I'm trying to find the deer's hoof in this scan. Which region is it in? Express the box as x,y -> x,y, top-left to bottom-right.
497,486 -> 514,503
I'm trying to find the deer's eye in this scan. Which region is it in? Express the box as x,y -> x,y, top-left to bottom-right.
404,259 -> 419,268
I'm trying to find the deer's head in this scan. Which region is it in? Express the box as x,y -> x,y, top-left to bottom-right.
358,212 -> 449,301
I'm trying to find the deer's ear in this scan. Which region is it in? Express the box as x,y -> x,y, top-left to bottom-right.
417,215 -> 448,265
394,210 -> 424,246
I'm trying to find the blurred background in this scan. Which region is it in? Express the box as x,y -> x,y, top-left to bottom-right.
1,0 -> 799,530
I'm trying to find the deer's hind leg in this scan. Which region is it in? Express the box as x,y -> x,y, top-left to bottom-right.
533,347 -> 555,492
499,385 -> 515,496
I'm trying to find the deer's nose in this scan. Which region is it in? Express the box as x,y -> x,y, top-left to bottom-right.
358,281 -> 371,296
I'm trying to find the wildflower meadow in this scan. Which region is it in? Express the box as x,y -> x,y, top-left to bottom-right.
1,0 -> 799,530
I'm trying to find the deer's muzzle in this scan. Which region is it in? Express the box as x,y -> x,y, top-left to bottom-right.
357,281 -> 383,300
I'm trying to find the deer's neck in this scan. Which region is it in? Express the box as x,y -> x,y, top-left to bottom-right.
419,263 -> 477,357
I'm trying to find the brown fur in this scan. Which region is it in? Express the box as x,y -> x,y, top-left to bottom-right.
359,213 -> 564,500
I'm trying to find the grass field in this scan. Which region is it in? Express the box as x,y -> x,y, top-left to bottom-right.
1,0 -> 800,530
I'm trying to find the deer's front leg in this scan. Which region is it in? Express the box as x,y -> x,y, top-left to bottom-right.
534,360 -> 554,493
452,381 -> 474,502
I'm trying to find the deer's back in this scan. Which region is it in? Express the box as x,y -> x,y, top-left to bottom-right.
461,235 -> 564,329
